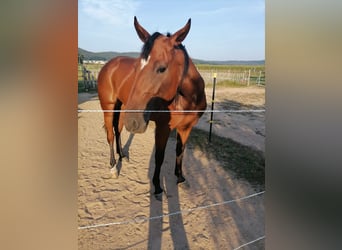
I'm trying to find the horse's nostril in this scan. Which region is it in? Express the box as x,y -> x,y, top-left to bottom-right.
131,119 -> 139,130
126,118 -> 139,132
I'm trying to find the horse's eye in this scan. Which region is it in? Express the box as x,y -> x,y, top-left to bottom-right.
156,66 -> 167,74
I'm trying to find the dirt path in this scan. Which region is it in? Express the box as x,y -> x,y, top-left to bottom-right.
78,86 -> 265,249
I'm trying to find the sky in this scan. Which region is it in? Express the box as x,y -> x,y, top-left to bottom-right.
78,0 -> 264,61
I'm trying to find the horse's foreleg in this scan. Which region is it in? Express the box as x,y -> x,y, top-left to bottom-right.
113,100 -> 125,160
153,124 -> 170,199
103,107 -> 116,167
175,128 -> 192,184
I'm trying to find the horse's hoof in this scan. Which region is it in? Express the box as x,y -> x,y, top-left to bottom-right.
110,167 -> 119,178
110,160 -> 116,168
178,180 -> 190,189
176,176 -> 186,184
154,192 -> 163,201
154,189 -> 163,201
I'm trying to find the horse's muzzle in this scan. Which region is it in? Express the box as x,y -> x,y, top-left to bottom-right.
124,112 -> 150,133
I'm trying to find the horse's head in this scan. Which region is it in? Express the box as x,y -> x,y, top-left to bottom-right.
124,17 -> 191,133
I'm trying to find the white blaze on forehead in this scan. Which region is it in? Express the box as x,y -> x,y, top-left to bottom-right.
140,55 -> 150,69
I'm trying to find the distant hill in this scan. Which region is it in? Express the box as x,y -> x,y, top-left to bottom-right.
78,48 -> 264,65
78,48 -> 139,61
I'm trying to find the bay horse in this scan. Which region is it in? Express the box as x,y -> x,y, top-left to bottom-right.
97,17 -> 207,199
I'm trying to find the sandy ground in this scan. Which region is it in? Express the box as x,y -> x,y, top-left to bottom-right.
78,86 -> 265,249
197,86 -> 265,152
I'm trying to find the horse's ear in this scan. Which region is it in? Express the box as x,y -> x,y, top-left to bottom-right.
171,18 -> 191,45
134,16 -> 150,43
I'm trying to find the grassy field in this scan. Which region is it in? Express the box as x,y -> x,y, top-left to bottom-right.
78,63 -> 265,92
81,63 -> 104,72
196,64 -> 265,72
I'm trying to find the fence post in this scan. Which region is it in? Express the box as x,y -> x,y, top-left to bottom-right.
247,69 -> 251,86
82,67 -> 88,91
257,71 -> 261,85
208,72 -> 217,143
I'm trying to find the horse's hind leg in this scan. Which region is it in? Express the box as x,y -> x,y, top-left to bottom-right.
113,100 -> 125,160
103,103 -> 116,167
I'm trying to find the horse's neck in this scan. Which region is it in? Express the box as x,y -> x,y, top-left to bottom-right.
172,76 -> 204,111
182,60 -> 204,91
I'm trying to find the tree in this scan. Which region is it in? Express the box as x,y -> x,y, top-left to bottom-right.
78,54 -> 84,64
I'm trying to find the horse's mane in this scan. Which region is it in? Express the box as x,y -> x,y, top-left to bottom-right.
175,43 -> 189,81
141,32 -> 162,60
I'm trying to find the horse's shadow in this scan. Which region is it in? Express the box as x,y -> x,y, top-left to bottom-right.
123,132 -> 135,161
114,133 -> 135,176
147,139 -> 189,249
114,127 -> 189,248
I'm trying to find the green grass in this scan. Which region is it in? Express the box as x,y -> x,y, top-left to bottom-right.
215,79 -> 265,87
78,80 -> 86,92
78,80 -> 97,93
215,80 -> 250,87
187,128 -> 265,190
82,63 -> 104,72
196,64 -> 265,72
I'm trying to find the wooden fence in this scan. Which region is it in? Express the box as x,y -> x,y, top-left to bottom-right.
78,64 -> 265,92
78,65 -> 99,92
199,69 -> 265,86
